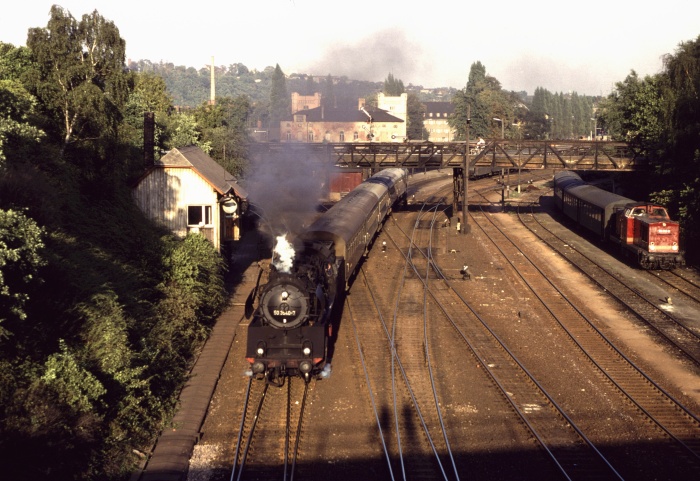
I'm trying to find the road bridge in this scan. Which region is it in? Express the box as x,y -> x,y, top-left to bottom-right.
250,139 -> 646,172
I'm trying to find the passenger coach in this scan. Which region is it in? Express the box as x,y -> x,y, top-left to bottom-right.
553,170 -> 684,269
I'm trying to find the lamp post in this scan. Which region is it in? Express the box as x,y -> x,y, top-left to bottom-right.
590,117 -> 597,140
462,105 -> 470,235
493,117 -> 504,139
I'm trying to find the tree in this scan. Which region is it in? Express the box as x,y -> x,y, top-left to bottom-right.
321,74 -> 335,109
384,73 -> 404,96
451,61 -> 512,139
663,35 -> 700,180
304,75 -> 315,96
165,112 -> 209,152
598,71 -> 666,156
121,71 -> 173,168
0,44 -> 45,166
0,209 -> 45,338
26,6 -> 128,153
406,92 -> 427,140
269,64 -> 289,126
193,95 -> 250,176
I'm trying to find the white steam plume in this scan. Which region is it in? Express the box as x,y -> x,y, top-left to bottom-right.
273,234 -> 295,274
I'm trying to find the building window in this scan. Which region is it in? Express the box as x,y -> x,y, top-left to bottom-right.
308,131 -> 314,142
187,205 -> 213,227
286,132 -> 292,141
339,131 -> 345,142
437,113 -> 441,117
294,114 -> 306,122
354,131 -> 359,140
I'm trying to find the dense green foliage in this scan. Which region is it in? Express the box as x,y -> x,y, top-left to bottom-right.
269,64 -> 290,125
597,35 -> 700,263
451,62 -> 596,141
0,7 -> 229,480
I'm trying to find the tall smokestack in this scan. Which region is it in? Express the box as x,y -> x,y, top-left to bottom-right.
210,56 -> 215,105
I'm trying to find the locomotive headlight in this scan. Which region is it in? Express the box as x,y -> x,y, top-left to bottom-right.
282,291 -> 289,301
256,342 -> 266,357
299,360 -> 313,374
303,346 -> 311,356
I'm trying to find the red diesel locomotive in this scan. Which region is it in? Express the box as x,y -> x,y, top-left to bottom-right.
553,170 -> 684,269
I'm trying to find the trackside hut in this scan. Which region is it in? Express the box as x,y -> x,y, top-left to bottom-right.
132,145 -> 248,252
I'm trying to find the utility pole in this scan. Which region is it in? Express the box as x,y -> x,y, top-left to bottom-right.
462,105 -> 470,234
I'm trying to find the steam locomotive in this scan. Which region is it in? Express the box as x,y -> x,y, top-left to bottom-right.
245,168 -> 409,383
553,170 -> 684,269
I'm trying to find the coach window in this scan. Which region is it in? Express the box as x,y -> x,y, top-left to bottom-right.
187,205 -> 212,227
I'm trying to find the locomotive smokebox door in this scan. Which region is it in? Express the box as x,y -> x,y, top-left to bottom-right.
259,277 -> 310,329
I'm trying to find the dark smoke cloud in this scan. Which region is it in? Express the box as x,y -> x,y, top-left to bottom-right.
244,146 -> 330,243
305,27 -> 433,84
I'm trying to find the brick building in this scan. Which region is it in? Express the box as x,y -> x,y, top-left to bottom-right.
280,94 -> 407,143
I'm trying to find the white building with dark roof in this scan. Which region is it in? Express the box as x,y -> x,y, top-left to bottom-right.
132,145 -> 248,251
423,101 -> 456,142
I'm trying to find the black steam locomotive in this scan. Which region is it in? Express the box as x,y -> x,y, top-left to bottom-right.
245,168 -> 408,383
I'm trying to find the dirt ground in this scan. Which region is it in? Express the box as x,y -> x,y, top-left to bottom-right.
186,171 -> 700,481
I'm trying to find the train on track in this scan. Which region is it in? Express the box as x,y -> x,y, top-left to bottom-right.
245,168 -> 408,383
468,164 -> 522,180
553,170 -> 684,269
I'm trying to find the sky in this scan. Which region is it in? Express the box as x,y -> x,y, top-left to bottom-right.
2,1 -> 699,96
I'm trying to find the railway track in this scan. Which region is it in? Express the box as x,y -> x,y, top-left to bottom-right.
345,198 -> 460,480
190,170 -> 699,480
230,377 -> 311,480
653,268 -> 700,307
384,212 -> 624,480
514,197 -> 700,366
467,199 -> 700,478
